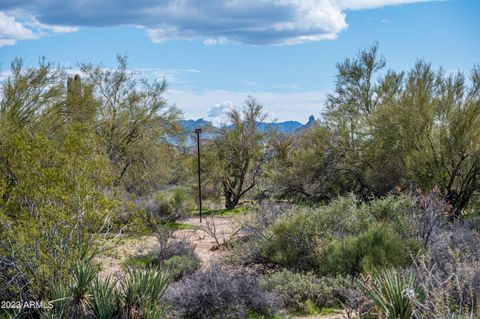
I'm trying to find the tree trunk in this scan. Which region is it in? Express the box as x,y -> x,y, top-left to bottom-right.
224,188 -> 239,210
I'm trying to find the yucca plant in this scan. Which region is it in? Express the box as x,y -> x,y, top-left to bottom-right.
119,268 -> 170,319
359,268 -> 425,319
66,261 -> 97,318
41,285 -> 70,319
41,262 -> 97,319
91,276 -> 118,319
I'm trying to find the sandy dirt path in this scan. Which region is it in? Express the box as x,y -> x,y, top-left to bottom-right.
95,214 -> 246,278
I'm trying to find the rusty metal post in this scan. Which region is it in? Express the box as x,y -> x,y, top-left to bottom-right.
195,128 -> 203,223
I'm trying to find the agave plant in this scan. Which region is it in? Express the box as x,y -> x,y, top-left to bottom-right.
359,268 -> 425,319
91,276 -> 118,319
119,268 -> 170,319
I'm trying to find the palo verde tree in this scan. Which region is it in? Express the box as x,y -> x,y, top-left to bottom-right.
324,43 -> 408,198
379,62 -> 480,217
80,55 -> 182,194
213,97 -> 268,210
323,44 -> 480,216
270,124 -> 345,202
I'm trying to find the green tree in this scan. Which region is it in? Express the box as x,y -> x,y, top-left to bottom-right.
383,62 -> 480,217
0,60 -> 115,303
80,55 -> 182,194
324,45 -> 480,215
270,124 -> 343,202
213,97 -> 268,209
0,58 -> 64,128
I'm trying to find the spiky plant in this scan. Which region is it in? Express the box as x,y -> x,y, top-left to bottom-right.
359,268 -> 425,319
41,285 -> 70,319
66,262 -> 97,318
119,268 -> 170,319
91,276 -> 118,319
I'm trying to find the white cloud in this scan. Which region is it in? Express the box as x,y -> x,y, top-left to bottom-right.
0,11 -> 37,46
166,89 -> 328,123
0,0 -> 436,46
207,101 -> 234,125
0,10 -> 78,47
338,0 -> 435,10
203,37 -> 230,46
25,18 -> 78,34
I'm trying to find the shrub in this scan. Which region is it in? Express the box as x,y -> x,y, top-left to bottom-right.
91,276 -> 118,319
145,188 -> 196,223
261,269 -> 349,315
322,224 -> 411,277
153,230 -> 197,263
254,196 -> 411,272
164,265 -> 283,319
162,255 -> 200,282
151,230 -> 201,281
67,262 -> 97,318
0,256 -> 30,305
413,245 -> 480,318
125,230 -> 201,282
260,208 -> 319,269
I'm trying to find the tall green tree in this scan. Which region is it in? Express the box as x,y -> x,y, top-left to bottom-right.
384,63 -> 480,217
80,55 -> 182,194
321,44 -> 408,198
213,97 -> 268,209
324,45 -> 480,215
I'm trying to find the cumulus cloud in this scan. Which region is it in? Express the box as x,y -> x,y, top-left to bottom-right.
0,10 -> 77,47
0,11 -> 37,46
208,102 -> 233,118
207,101 -> 234,125
0,0 -> 435,46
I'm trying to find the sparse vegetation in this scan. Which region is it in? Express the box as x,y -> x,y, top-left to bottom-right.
1,44 -> 479,319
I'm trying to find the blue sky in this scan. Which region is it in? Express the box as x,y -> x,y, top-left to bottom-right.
0,0 -> 478,123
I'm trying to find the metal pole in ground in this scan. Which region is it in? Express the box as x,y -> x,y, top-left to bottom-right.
195,128 -> 203,223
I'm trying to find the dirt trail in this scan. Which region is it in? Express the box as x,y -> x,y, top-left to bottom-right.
172,215 -> 246,265
95,215 -> 246,278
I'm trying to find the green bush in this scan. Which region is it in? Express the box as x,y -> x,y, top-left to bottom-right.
322,224 -> 410,277
119,268 -> 170,318
163,255 -> 200,282
249,196 -> 415,273
261,269 -> 349,315
125,232 -> 201,282
260,196 -> 369,269
260,208 -> 319,269
146,188 -> 196,222
91,276 -> 118,319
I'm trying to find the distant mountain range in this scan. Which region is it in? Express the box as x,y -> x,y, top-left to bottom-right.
179,115 -> 316,135
173,115 -> 316,146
